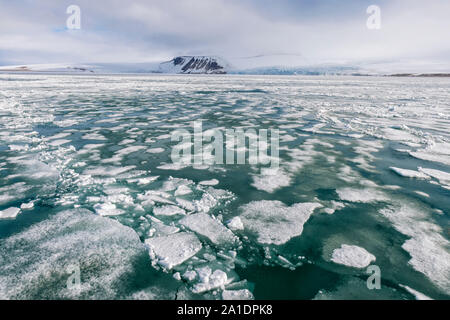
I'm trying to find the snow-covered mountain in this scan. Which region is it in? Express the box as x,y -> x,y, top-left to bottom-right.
1,56 -> 448,76
159,56 -> 228,74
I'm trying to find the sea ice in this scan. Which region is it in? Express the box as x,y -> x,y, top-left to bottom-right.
390,167 -> 430,180
0,207 -> 20,219
93,203 -> 125,216
145,232 -> 202,269
192,267 -> 229,293
239,200 -> 322,245
331,244 -> 376,268
0,209 -> 156,299
226,217 -> 244,231
20,201 -> 34,210
153,205 -> 186,217
179,213 -> 239,246
380,204 -> 450,292
222,289 -> 254,300
418,167 -> 450,186
251,168 -> 291,193
336,188 -> 389,203
199,179 -> 219,186
147,148 -> 165,154
399,285 -> 432,300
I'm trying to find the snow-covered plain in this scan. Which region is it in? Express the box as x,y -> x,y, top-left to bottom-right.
0,74 -> 449,300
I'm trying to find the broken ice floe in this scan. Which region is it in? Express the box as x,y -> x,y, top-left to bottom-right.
239,200 -> 322,245
0,207 -> 21,219
145,232 -> 202,270
179,213 -> 239,246
331,244 -> 376,268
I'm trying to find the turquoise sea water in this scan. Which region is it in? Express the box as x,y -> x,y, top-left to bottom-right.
0,74 -> 449,299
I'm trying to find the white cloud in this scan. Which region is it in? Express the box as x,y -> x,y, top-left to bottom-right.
0,0 -> 449,68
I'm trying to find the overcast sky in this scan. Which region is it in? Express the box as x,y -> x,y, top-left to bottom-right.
1,0 -> 449,67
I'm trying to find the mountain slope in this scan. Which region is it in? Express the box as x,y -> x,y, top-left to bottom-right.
159,56 -> 228,74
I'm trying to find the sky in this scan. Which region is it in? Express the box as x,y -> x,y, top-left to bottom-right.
1,0 -> 449,69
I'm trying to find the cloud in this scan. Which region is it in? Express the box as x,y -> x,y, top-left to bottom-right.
0,0 -> 449,67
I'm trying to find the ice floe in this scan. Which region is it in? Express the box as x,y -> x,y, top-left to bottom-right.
251,168 -> 291,193
93,203 -> 125,216
192,267 -> 229,293
399,285 -> 432,300
0,209 -> 161,299
199,179 -> 219,186
222,289 -> 254,300
153,205 -> 186,216
379,203 -> 450,293
331,244 -> 376,268
336,188 -> 389,203
226,217 -> 244,231
390,167 -> 430,180
239,200 -> 322,245
0,207 -> 21,219
179,213 -> 239,246
418,167 -> 450,187
145,232 -> 202,270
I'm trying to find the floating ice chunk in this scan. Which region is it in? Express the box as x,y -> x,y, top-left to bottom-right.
277,255 -> 295,268
414,191 -> 429,198
418,167 -> 450,185
156,134 -> 171,140
239,200 -> 322,245
0,209 -> 156,299
323,201 -> 345,215
280,134 -> 296,142
222,289 -> 254,300
137,176 -> 159,185
390,167 -> 430,179
382,128 -> 418,143
251,168 -> 291,193
153,205 -> 186,217
409,143 -> 450,166
157,162 -> 189,170
173,272 -> 181,281
179,213 -> 238,246
84,165 -> 135,177
48,139 -> 71,147
226,217 -> 244,231
199,179 -> 219,186
9,144 -> 29,151
138,191 -> 175,205
409,151 -> 450,166
82,133 -> 107,140
162,177 -> 192,192
176,198 -> 196,211
182,270 -> 197,282
331,244 -> 376,268
43,132 -> 72,141
399,285 -> 432,300
93,203 -> 124,216
192,188 -> 234,213
192,267 -> 229,293
147,148 -> 165,154
118,139 -> 135,145
380,204 -> 450,292
148,216 -> 180,236
20,201 -> 34,210
336,188 -> 389,203
0,207 -> 20,219
175,185 -> 192,196
145,232 -> 202,269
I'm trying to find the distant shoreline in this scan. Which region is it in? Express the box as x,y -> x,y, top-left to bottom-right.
1,70 -> 450,78
388,73 -> 450,77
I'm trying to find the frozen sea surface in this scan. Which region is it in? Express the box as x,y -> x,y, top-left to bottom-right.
0,74 -> 449,300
